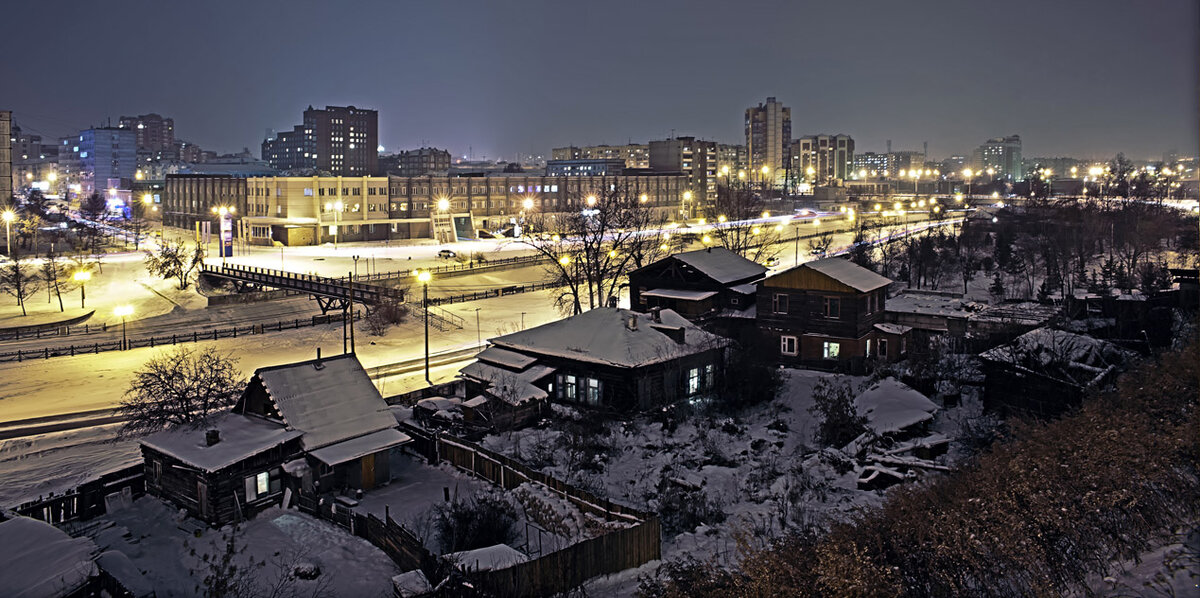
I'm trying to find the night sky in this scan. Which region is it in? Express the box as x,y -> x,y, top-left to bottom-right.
3,0 -> 1196,161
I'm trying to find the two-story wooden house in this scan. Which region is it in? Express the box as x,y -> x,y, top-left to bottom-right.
756,257 -> 906,370
629,247 -> 767,319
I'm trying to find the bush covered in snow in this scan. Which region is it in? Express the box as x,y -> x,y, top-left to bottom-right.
432,490 -> 519,554
653,474 -> 726,536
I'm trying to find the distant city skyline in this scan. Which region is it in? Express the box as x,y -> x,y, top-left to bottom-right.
2,1 -> 1196,162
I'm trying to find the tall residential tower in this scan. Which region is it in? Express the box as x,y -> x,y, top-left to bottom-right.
745,97 -> 791,185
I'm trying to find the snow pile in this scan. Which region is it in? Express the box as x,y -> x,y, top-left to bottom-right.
854,378 -> 938,436
445,544 -> 529,572
0,517 -> 98,598
392,569 -> 433,597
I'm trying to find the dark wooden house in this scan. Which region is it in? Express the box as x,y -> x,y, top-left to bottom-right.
460,307 -> 730,414
756,257 -> 907,370
140,354 -> 410,526
629,247 -> 767,322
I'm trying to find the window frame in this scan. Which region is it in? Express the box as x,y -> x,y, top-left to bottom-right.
780,335 -> 798,356
822,341 -> 840,360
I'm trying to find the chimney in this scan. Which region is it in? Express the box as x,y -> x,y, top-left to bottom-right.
626,314 -> 638,331
650,307 -> 662,323
205,429 -> 221,446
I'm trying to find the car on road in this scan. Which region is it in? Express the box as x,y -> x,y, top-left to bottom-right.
765,257 -> 780,267
810,249 -> 827,257
437,249 -> 457,259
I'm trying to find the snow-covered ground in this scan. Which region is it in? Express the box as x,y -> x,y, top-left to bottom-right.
0,423 -> 142,507
84,496 -> 399,598
480,369 -> 979,595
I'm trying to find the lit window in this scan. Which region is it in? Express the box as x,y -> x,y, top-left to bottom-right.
823,342 -> 840,359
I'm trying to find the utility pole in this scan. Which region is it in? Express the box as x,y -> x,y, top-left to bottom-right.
348,271 -> 355,354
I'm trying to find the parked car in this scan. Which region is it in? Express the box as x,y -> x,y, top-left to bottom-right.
437,249 -> 457,259
765,257 -> 780,267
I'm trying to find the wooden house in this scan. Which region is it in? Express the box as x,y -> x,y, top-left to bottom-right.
629,247 -> 767,322
460,307 -> 730,414
140,354 -> 410,526
756,257 -> 907,370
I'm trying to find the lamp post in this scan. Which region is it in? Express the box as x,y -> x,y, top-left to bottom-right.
417,270 -> 432,384
73,271 -> 91,309
114,304 -> 133,350
962,168 -> 974,198
2,210 -> 14,255
324,200 -> 344,249
475,307 -> 482,348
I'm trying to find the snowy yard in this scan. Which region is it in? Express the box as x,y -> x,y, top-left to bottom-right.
82,495 -> 399,598
356,451 -> 629,557
479,368 -> 984,594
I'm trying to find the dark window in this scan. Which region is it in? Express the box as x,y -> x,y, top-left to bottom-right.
772,293 -> 789,313
824,297 -> 840,318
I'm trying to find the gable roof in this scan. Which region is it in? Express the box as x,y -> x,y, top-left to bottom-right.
672,247 -> 768,284
769,257 -> 892,292
489,307 -> 728,368
254,354 -> 397,451
141,412 -> 303,472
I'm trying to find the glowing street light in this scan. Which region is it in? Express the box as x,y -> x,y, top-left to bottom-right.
436,197 -> 451,212
114,304 -> 134,350
324,200 -> 344,249
73,270 -> 91,309
2,210 -> 14,255
585,195 -> 597,207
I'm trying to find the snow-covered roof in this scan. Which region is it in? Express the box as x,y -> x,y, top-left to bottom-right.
801,258 -> 892,292
729,282 -> 757,295
255,355 -> 397,451
489,308 -> 729,369
308,428 -> 411,466
673,247 -> 767,284
446,544 -> 529,572
886,291 -> 977,318
854,378 -> 938,435
980,328 -> 1130,373
460,361 -> 553,405
415,397 -> 462,411
0,517 -> 98,598
642,288 -> 718,301
141,412 -> 303,473
476,346 -> 538,370
391,570 -> 432,597
95,551 -> 154,598
874,323 -> 912,335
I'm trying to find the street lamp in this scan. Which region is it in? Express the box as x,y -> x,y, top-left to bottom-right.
2,210 -> 14,256
114,304 -> 133,350
212,205 -> 236,264
324,200 -> 344,249
73,270 -> 91,309
416,270 -> 432,384
962,168 -> 974,198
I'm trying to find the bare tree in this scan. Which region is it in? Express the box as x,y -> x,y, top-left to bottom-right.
115,346 -> 243,439
0,254 -> 42,316
79,192 -> 109,266
145,240 -> 206,290
522,183 -> 669,314
705,182 -> 782,263
41,247 -> 68,312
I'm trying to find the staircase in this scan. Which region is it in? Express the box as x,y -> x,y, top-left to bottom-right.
410,303 -> 465,332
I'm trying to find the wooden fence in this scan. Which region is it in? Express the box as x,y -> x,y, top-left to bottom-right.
294,491 -> 435,575
7,464 -> 145,525
399,423 -> 662,595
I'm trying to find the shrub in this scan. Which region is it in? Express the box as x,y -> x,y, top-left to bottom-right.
433,491 -> 519,553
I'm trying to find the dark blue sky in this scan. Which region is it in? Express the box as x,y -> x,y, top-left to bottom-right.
3,0 -> 1196,161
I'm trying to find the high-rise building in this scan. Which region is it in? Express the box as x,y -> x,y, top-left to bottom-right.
551,144 -> 649,169
745,97 -> 791,184
118,113 -> 175,152
791,134 -> 855,184
970,135 -> 1022,179
72,127 -> 137,195
717,143 -> 747,173
852,152 -> 889,176
262,105 -> 378,176
649,136 -> 718,207
886,151 -> 926,177
0,111 -> 11,203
